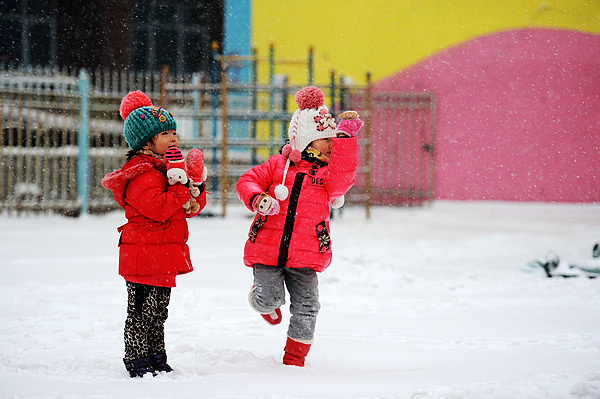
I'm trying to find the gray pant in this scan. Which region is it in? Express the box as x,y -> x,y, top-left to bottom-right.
251,264 -> 321,341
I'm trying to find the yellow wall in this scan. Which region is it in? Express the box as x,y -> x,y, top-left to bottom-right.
252,0 -> 600,85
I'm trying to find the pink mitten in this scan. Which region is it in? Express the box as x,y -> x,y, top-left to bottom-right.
336,111 -> 364,137
186,148 -> 208,183
252,193 -> 280,216
164,147 -> 188,185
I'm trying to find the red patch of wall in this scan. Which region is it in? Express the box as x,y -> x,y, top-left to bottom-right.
375,28 -> 600,202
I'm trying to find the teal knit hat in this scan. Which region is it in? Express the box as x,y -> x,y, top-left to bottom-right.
120,91 -> 177,151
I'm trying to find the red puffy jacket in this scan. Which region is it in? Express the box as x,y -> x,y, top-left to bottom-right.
236,137 -> 357,272
102,154 -> 206,287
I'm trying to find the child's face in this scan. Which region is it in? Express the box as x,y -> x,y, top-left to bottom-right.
147,129 -> 178,155
310,138 -> 333,160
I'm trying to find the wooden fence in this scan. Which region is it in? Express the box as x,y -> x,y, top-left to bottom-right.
0,66 -> 436,217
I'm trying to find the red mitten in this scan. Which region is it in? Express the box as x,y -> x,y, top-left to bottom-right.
252,193 -> 280,216
164,147 -> 188,185
336,111 -> 363,138
186,148 -> 208,183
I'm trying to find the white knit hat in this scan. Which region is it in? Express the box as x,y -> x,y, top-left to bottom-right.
274,86 -> 337,201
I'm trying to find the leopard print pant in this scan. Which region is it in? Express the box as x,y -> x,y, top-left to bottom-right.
124,281 -> 171,361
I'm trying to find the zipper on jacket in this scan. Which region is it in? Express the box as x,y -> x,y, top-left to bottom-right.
277,172 -> 305,267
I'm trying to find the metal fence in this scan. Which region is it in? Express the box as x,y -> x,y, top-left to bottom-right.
0,67 -> 168,216
361,91 -> 437,207
1,69 -> 81,215
163,77 -> 364,217
0,66 -> 436,217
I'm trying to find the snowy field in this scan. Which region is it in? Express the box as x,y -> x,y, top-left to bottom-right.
1,201 -> 599,399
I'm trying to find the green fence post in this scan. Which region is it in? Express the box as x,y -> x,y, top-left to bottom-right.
308,46 -> 314,85
269,43 -> 275,154
329,69 -> 336,118
250,47 -> 258,164
77,69 -> 90,215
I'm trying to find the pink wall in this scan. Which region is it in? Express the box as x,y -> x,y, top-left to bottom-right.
375,28 -> 600,202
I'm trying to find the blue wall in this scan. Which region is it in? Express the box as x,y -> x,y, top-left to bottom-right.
224,0 -> 251,84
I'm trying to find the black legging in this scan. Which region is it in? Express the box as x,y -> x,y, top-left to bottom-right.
124,281 -> 171,361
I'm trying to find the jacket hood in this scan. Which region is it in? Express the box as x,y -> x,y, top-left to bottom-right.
102,155 -> 164,209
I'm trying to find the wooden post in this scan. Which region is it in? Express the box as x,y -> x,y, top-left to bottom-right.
365,72 -> 373,219
220,59 -> 229,218
428,93 -> 437,203
77,69 -> 90,215
160,65 -> 169,108
210,42 -> 220,195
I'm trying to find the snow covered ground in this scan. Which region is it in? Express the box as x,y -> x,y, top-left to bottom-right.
1,201 -> 599,399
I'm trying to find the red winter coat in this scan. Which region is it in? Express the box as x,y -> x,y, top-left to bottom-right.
236,137 -> 357,272
102,154 -> 206,287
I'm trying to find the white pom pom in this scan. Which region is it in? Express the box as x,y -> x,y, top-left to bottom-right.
330,195 -> 345,209
201,166 -> 208,182
274,184 -> 289,201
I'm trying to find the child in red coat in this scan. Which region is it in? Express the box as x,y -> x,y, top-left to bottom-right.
236,86 -> 362,366
102,91 -> 207,378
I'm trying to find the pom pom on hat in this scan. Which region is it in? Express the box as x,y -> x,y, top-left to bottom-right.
330,196 -> 345,209
281,143 -> 302,163
289,149 -> 302,163
274,184 -> 289,201
120,91 -> 153,120
295,86 -> 325,110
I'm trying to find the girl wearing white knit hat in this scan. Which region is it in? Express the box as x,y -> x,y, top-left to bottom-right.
236,86 -> 363,367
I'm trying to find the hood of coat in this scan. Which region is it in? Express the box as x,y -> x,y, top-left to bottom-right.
102,155 -> 165,209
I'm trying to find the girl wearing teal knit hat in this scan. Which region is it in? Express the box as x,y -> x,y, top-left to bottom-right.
102,91 -> 208,378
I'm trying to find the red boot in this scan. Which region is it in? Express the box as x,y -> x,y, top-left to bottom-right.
283,337 -> 311,367
261,308 -> 282,325
249,285 -> 282,325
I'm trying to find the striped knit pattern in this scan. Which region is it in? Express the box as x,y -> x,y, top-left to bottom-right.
164,147 -> 185,163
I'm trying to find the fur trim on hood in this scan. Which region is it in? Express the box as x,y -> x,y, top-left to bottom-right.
102,163 -> 154,190
102,156 -> 162,209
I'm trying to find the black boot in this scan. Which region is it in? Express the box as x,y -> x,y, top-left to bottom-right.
123,356 -> 154,378
151,352 -> 173,373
